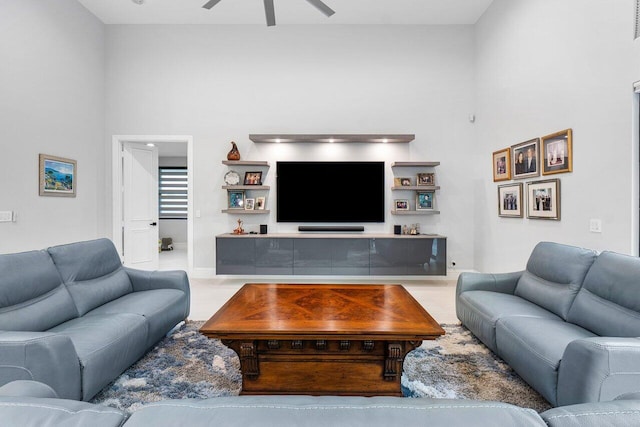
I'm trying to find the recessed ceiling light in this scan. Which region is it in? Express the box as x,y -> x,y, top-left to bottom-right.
146,143 -> 155,147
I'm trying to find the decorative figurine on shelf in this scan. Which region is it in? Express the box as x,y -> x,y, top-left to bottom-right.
233,219 -> 245,235
227,141 -> 241,161
402,225 -> 409,235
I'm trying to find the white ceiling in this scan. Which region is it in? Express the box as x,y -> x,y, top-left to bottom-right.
77,0 -> 494,25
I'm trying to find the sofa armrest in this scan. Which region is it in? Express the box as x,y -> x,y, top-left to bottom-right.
125,268 -> 190,294
541,398 -> 640,427
557,337 -> 640,406
0,380 -> 59,398
0,331 -> 81,400
456,271 -> 523,298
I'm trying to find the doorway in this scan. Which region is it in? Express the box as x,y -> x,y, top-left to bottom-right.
112,135 -> 194,272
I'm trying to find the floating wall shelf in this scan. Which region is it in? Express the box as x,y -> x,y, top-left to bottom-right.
249,134 -> 415,144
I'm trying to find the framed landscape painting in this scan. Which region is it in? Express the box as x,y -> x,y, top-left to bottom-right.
497,183 -> 523,217
542,129 -> 573,175
39,154 -> 76,197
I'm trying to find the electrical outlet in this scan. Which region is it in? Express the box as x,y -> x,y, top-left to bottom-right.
589,219 -> 602,233
0,211 -> 13,222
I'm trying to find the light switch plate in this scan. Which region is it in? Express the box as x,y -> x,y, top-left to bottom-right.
0,211 -> 13,222
589,219 -> 602,233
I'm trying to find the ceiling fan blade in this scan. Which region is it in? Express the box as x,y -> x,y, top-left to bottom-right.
202,0 -> 223,10
305,0 -> 335,17
264,0 -> 276,26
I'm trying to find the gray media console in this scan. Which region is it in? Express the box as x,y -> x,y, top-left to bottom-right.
215,233 -> 447,276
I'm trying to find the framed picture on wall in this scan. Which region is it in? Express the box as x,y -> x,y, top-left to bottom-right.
511,138 -> 540,179
526,179 -> 560,220
255,196 -> 266,210
394,177 -> 412,187
497,183 -> 523,217
39,154 -> 77,197
492,148 -> 511,182
244,171 -> 262,185
244,198 -> 255,210
228,190 -> 245,209
542,129 -> 573,175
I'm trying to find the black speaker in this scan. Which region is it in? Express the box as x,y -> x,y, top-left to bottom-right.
394,225 -> 401,235
260,224 -> 268,234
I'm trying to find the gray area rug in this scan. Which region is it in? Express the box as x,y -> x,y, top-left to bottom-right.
91,321 -> 551,413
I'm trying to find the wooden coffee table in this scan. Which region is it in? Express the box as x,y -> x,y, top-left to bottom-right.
199,283 -> 444,396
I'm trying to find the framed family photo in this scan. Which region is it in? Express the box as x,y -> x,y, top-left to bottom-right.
542,129 -> 573,175
244,198 -> 255,210
497,183 -> 523,217
511,138 -> 540,180
255,196 -> 266,210
527,179 -> 560,220
417,173 -> 435,186
228,190 -> 245,209
394,199 -> 409,211
244,171 -> 262,185
39,154 -> 77,197
394,177 -> 412,187
416,191 -> 434,210
492,148 -> 511,182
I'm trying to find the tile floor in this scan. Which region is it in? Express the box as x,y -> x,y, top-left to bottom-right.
160,247 -> 459,324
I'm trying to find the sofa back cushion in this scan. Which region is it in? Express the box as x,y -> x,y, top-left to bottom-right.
567,251 -> 640,336
47,239 -> 133,316
0,250 -> 78,331
514,242 -> 597,320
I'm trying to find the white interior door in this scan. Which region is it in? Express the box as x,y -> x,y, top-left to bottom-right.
123,142 -> 159,270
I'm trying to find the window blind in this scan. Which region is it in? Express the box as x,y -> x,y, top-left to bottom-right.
159,167 -> 188,219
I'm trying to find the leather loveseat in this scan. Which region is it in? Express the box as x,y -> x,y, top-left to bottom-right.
456,241 -> 640,406
1,380 -> 640,427
0,238 -> 190,401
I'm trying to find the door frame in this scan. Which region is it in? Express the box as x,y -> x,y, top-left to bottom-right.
112,135 -> 194,272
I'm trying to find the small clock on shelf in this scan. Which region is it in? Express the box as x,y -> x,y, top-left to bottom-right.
224,170 -> 240,186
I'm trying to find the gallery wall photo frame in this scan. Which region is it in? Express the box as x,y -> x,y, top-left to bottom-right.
497,183 -> 523,218
243,171 -> 263,185
39,154 -> 77,197
526,179 -> 560,220
228,190 -> 245,209
492,148 -> 511,182
394,199 -> 409,211
542,128 -> 573,175
394,177 -> 412,187
511,138 -> 540,180
417,173 -> 435,186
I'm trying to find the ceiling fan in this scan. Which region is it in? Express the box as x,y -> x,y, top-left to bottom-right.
202,0 -> 335,27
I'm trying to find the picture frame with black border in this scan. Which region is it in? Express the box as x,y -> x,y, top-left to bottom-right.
526,179 -> 560,220
228,190 -> 245,209
244,171 -> 262,185
416,191 -> 434,210
511,138 -> 540,180
497,183 -> 523,217
542,129 -> 573,175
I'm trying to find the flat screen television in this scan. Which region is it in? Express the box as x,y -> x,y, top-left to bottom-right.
276,161 -> 385,223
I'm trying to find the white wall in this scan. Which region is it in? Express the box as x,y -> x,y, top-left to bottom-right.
474,0 -> 640,272
0,0 -> 106,253
105,25 -> 478,273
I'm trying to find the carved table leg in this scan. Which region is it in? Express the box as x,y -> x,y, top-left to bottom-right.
240,341 -> 259,379
384,342 -> 402,381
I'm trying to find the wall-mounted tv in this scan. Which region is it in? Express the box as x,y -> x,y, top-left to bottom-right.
276,161 -> 385,223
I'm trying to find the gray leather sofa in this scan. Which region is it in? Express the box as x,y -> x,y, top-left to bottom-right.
1,380 -> 640,427
0,238 -> 190,401
457,241 -> 640,406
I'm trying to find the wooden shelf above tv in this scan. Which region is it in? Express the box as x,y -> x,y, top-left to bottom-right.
249,134 -> 415,144
391,161 -> 440,167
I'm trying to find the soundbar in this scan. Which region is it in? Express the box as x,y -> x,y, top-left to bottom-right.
298,226 -> 365,232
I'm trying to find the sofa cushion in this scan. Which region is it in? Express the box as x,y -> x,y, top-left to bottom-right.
0,250 -> 78,331
0,396 -> 127,427
48,239 -> 133,316
124,395 -> 547,427
567,251 -> 640,337
541,398 -> 640,427
48,313 -> 148,401
514,242 -> 597,320
457,290 -> 561,352
496,317 -> 596,406
87,289 -> 188,348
